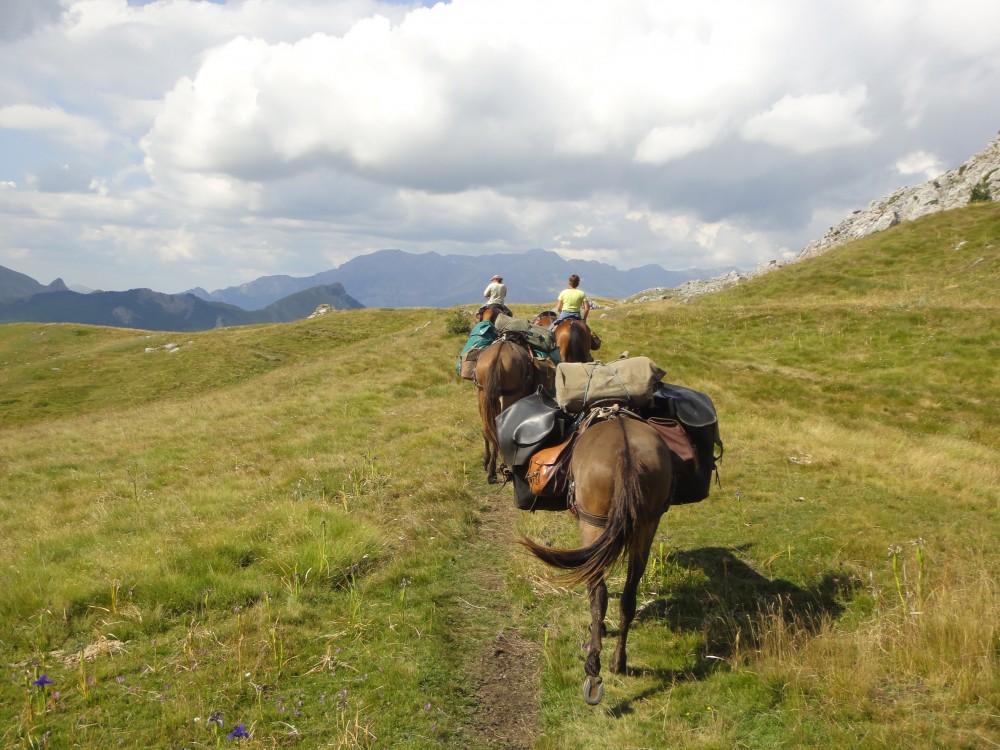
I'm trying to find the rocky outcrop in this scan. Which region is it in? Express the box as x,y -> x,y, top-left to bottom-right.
630,130 -> 1000,302
798,130 -> 1000,261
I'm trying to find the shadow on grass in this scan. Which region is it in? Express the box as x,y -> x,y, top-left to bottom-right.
607,544 -> 859,717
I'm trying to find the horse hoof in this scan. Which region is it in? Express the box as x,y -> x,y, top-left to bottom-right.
487,475 -> 499,484
582,676 -> 604,705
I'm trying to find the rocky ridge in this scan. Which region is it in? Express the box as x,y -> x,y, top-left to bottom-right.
630,131 -> 1000,303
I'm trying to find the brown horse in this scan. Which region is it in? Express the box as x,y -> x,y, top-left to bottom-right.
474,336 -> 536,483
520,413 -> 673,704
475,304 -> 508,324
532,311 -> 592,363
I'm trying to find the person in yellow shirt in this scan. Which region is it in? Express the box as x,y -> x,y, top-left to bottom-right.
549,274 -> 590,328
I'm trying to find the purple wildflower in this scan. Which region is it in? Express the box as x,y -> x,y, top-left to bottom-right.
208,711 -> 223,726
227,723 -> 249,740
32,674 -> 53,688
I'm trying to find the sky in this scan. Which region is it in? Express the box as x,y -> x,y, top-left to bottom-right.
1,0 -> 999,294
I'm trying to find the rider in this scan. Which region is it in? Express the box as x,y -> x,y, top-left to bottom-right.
549,274 -> 601,348
549,274 -> 590,328
481,274 -> 513,317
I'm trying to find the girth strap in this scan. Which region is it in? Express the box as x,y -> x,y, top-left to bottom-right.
571,503 -> 608,528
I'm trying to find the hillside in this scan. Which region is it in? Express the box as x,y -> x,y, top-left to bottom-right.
0,204 -> 997,748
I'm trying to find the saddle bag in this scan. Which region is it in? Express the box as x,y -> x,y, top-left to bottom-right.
647,417 -> 697,476
458,346 -> 482,380
495,386 -> 566,468
555,356 -> 666,413
531,356 -> 557,395
525,431 -> 576,498
648,383 -> 724,505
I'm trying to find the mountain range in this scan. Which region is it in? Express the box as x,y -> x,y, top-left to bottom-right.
0,277 -> 363,332
0,249 -> 727,330
186,248 -> 728,310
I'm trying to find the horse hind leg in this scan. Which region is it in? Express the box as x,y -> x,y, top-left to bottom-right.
610,522 -> 657,674
583,577 -> 608,705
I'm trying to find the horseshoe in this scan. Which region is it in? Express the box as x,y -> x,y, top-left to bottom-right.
582,676 -> 604,705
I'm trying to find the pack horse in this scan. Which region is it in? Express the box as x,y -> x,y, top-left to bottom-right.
520,412 -> 674,705
474,337 -> 536,483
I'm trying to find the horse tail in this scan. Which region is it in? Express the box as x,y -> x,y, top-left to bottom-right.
571,321 -> 591,362
479,342 -> 506,448
520,419 -> 646,587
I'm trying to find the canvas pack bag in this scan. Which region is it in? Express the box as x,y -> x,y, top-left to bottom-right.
555,356 -> 666,413
459,346 -> 482,380
495,313 -> 557,354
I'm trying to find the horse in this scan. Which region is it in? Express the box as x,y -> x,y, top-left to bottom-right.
473,335 -> 536,483
520,413 -> 673,704
476,304 -> 510,324
532,310 -> 592,363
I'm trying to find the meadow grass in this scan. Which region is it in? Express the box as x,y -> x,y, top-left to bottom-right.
1,203 -> 999,748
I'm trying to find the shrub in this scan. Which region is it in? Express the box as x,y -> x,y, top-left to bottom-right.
444,308 -> 472,335
969,179 -> 992,203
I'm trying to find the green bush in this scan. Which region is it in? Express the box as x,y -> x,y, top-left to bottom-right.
444,308 -> 472,335
970,178 -> 992,203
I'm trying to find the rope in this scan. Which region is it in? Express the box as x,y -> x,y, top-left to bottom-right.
581,361 -> 634,409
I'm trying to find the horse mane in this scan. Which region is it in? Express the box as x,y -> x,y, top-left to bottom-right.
520,418 -> 647,587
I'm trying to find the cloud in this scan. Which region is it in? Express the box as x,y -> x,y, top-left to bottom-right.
0,0 -> 62,41
896,150 -> 945,181
741,87 -> 876,154
1,0 -> 1000,294
0,104 -> 113,151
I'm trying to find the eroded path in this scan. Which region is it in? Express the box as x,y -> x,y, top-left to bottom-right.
458,493 -> 541,749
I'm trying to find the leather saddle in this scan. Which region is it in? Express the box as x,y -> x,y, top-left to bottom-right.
496,386 -> 566,467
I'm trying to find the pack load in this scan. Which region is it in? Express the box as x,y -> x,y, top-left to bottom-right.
495,313 -> 557,356
555,357 -> 666,412
495,387 -> 573,510
645,383 -> 723,504
456,320 -> 498,380
495,369 -> 724,510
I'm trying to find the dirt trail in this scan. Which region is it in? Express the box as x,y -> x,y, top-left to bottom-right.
461,494 -> 541,749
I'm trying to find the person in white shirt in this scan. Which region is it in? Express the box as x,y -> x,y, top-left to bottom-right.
480,274 -> 512,317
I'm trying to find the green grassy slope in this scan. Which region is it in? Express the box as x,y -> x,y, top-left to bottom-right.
1,203 -> 997,749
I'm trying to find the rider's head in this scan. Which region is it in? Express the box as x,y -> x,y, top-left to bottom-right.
492,274 -> 502,282
568,274 -> 580,288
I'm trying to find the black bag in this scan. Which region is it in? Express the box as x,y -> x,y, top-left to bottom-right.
510,465 -> 569,511
495,386 -> 567,468
648,383 -> 723,504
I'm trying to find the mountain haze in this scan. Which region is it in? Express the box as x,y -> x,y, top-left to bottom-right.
191,249 -> 728,310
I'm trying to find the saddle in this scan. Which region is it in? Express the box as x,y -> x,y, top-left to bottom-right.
495,386 -> 566,468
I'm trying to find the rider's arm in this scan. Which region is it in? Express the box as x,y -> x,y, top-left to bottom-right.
581,298 -> 590,320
